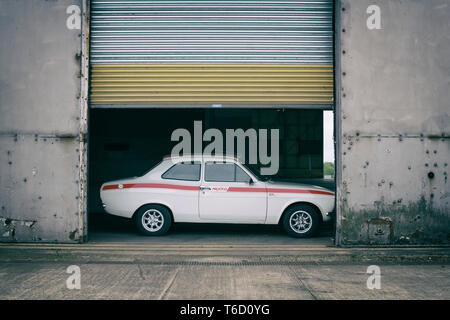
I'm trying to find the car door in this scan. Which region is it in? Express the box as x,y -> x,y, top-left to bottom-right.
199,160 -> 267,222
159,160 -> 202,222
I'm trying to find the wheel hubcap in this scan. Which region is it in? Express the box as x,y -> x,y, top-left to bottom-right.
142,209 -> 164,232
289,210 -> 313,233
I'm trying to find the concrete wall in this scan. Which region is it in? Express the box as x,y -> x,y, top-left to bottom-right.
336,0 -> 450,245
2,0 -> 448,245
0,0 -> 88,242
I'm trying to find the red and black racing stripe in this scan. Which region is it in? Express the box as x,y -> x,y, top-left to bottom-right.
102,183 -> 334,196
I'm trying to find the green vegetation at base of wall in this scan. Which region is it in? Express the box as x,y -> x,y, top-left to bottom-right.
339,196 -> 450,245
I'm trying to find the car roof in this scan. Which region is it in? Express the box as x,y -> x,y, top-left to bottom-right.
163,154 -> 241,162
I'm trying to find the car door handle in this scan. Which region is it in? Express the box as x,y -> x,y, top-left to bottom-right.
199,186 -> 211,191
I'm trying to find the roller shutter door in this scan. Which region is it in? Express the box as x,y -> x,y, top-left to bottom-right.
90,0 -> 334,107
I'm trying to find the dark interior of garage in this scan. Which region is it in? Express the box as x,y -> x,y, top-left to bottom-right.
87,108 -> 333,238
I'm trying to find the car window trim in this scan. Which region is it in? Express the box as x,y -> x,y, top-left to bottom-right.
161,161 -> 201,182
203,161 -> 252,183
234,163 -> 252,183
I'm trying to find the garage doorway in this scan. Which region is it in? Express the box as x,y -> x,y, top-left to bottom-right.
87,108 -> 335,242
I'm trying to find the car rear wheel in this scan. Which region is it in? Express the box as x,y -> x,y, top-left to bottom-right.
135,204 -> 172,236
282,204 -> 319,238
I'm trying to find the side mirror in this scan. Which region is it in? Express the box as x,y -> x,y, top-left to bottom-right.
249,178 -> 254,185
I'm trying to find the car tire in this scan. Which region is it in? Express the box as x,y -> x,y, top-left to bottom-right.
135,204 -> 172,236
282,204 -> 320,238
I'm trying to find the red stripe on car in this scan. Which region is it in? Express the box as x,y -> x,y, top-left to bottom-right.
227,187 -> 267,193
266,188 -> 334,196
102,184 -> 118,190
102,183 -> 199,191
103,183 -> 334,195
228,187 -> 334,195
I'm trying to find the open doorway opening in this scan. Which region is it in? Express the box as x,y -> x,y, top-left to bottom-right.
87,108 -> 334,242
323,110 -> 335,184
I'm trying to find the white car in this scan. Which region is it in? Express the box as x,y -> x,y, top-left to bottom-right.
100,155 -> 335,238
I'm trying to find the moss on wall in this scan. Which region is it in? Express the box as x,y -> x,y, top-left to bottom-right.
340,196 -> 450,245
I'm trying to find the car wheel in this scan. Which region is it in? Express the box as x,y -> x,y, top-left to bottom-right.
282,204 -> 319,238
135,204 -> 172,236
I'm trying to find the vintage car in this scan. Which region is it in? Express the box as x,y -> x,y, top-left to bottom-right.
100,155 -> 335,238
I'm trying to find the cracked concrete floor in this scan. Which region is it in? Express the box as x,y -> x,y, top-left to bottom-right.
0,262 -> 448,299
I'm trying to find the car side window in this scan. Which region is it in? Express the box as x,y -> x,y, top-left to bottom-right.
205,162 -> 251,183
161,161 -> 201,181
235,164 -> 251,183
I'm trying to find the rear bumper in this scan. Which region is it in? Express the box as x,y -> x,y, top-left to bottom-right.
322,208 -> 335,222
102,203 -> 133,219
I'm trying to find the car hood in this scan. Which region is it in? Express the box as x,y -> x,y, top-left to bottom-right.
264,180 -> 334,194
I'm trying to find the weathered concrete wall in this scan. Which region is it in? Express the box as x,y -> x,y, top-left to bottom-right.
337,0 -> 450,245
0,0 -> 88,242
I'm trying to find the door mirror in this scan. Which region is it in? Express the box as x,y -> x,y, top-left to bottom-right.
249,178 -> 254,185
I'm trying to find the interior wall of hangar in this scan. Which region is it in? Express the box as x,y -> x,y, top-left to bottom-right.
88,0 -> 336,215
88,108 -> 325,214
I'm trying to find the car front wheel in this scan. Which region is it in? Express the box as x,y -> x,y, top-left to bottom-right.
282,204 -> 319,238
135,204 -> 172,236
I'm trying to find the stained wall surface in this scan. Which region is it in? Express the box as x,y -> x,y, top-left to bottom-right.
337,0 -> 450,244
0,0 -> 87,242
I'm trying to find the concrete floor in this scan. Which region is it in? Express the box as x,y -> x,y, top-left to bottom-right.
1,213 -> 449,300
87,212 -> 335,246
0,262 -> 448,299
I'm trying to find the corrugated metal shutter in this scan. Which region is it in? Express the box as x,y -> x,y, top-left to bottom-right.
91,64 -> 333,104
90,0 -> 333,106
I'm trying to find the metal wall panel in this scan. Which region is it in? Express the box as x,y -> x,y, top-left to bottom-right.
336,0 -> 450,245
91,0 -> 333,64
0,0 -> 88,242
